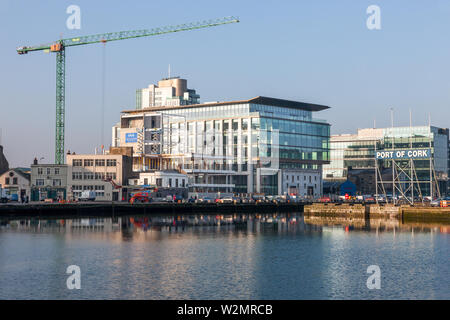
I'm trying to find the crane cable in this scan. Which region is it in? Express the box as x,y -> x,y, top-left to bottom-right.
100,42 -> 106,153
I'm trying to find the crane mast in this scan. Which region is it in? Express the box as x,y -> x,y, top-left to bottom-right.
17,17 -> 239,164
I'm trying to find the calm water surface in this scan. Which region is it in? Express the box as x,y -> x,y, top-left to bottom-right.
0,213 -> 448,299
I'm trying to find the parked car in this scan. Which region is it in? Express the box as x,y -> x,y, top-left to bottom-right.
198,197 -> 214,204
218,197 -> 234,204
318,196 -> 331,203
430,198 -> 442,207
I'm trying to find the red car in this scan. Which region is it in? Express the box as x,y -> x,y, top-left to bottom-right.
318,196 -> 331,203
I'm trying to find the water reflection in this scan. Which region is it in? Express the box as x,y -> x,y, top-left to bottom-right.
1,213 -> 448,237
0,213 -> 448,299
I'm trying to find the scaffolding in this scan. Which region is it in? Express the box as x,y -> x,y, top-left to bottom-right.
375,153 -> 441,205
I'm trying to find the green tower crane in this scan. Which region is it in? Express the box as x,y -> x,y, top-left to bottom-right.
17,16 -> 239,164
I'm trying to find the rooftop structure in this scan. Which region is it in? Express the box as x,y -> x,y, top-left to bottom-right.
136,77 -> 200,109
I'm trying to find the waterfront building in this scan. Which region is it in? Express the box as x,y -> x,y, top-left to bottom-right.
135,77 -> 200,109
30,159 -> 68,201
113,95 -> 330,196
66,151 -> 133,201
323,126 -> 449,196
128,170 -> 188,188
0,168 -> 30,200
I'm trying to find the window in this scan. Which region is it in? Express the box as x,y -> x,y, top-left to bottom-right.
72,172 -> 83,180
84,159 -> 94,167
144,178 -> 148,185
13,177 -> 17,184
38,168 -> 43,175
106,173 -> 116,180
168,178 -> 172,187
46,168 -> 51,175
107,159 -> 117,167
95,159 -> 105,166
36,179 -> 44,186
156,178 -> 162,187
54,168 -> 60,175
53,179 -> 62,186
73,159 -> 83,166
95,172 -> 105,180
5,178 -> 9,184
84,172 -> 94,180
175,179 -> 179,187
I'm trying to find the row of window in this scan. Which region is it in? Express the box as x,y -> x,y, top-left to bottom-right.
72,159 -> 117,167
285,175 -> 318,183
72,185 -> 106,191
37,168 -> 61,175
72,172 -> 116,180
4,177 -> 18,185
35,179 -> 62,186
73,191 -> 105,197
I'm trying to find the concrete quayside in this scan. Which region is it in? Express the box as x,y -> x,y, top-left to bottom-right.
304,203 -> 450,223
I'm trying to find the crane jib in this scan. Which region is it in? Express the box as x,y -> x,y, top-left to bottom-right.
16,16 -> 239,164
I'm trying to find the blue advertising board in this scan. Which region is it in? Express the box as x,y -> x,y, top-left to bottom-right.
125,133 -> 138,143
375,149 -> 431,160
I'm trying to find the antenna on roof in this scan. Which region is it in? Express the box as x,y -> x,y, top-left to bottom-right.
168,64 -> 171,79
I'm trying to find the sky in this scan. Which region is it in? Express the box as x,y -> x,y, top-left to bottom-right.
1,0 -> 450,167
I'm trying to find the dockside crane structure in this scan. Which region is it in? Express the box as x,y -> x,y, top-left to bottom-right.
17,16 -> 239,164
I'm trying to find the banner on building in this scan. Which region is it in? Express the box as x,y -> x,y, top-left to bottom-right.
375,149 -> 431,160
125,133 -> 138,143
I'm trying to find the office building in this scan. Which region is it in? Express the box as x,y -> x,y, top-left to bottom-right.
323,126 -> 449,196
66,151 -> 133,201
113,95 -> 330,197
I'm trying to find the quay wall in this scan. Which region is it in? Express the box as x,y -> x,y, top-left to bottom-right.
304,203 -> 449,222
0,202 -> 305,219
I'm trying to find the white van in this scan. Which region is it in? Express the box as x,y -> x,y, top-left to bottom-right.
79,190 -> 96,201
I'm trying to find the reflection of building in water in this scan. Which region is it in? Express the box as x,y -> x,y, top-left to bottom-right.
66,218 -> 122,232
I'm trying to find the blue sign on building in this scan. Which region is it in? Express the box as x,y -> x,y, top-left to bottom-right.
125,133 -> 138,143
375,149 -> 431,160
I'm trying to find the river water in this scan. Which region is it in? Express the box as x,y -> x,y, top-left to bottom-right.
0,213 -> 448,299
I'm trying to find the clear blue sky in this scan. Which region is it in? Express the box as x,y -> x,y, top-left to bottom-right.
1,0 -> 450,166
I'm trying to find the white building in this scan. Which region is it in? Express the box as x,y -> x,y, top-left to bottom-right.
128,170 -> 188,188
135,77 -> 200,109
0,168 -> 30,200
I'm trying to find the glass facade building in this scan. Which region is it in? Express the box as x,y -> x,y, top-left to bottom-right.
114,96 -> 330,196
323,126 -> 449,196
